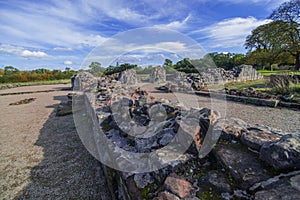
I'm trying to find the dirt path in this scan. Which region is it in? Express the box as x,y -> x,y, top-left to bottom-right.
0,84 -> 111,199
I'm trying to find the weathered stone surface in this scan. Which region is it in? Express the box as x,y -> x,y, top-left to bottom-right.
241,129 -> 282,151
154,191 -> 180,200
134,173 -> 154,189
233,64 -> 262,81
260,134 -> 300,171
119,69 -> 137,85
254,174 -> 300,200
213,144 -> 271,189
199,170 -> 232,193
164,176 -> 195,198
150,67 -> 166,83
219,118 -> 250,141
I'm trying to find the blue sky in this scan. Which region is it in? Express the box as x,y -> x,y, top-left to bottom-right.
0,0 -> 287,70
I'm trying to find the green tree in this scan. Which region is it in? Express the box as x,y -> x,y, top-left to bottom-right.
246,0 -> 300,70
269,0 -> 300,70
88,62 -> 105,75
163,59 -> 173,67
245,19 -> 299,69
4,66 -> 19,75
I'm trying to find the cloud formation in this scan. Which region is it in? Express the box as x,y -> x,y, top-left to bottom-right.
0,44 -> 48,58
194,17 -> 272,48
64,60 -> 73,65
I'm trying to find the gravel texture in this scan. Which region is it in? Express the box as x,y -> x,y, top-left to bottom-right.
0,84 -> 111,200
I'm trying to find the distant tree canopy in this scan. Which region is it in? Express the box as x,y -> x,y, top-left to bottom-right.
0,66 -> 76,83
103,63 -> 137,75
88,62 -> 106,76
245,0 -> 300,70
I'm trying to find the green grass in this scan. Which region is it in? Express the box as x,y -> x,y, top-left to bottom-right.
224,79 -> 267,90
0,79 -> 70,86
257,70 -> 300,77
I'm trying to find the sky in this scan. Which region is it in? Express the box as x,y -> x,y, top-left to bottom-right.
0,0 -> 287,70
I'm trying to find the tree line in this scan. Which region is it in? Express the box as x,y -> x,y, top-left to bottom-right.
0,66 -> 76,83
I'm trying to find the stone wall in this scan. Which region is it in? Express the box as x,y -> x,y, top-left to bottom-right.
269,74 -> 300,87
149,67 -> 166,83
73,72 -> 300,200
118,69 -> 138,85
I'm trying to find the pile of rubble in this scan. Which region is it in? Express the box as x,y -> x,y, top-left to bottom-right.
73,72 -> 299,200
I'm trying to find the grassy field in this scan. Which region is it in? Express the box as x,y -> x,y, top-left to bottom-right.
257,70 -> 300,77
0,79 -> 70,87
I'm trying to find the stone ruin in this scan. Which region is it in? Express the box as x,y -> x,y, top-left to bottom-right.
119,68 -> 138,85
150,67 -> 166,83
72,72 -> 300,200
232,64 -> 262,81
161,65 -> 262,92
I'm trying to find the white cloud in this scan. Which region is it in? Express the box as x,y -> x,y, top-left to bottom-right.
21,50 -> 48,58
154,14 -> 191,30
64,60 -> 73,65
0,44 -> 48,58
0,2 -> 108,48
194,17 -> 272,48
53,47 -> 73,51
0,44 -> 24,55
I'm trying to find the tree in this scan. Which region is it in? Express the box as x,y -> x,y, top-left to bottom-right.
269,0 -> 300,70
88,62 -> 105,75
163,59 -> 173,67
4,66 -> 19,75
245,19 -> 299,69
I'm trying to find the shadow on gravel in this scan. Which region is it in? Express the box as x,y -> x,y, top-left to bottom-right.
15,95 -> 111,200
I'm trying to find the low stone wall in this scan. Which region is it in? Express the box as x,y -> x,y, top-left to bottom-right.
73,72 -> 300,200
269,74 -> 300,87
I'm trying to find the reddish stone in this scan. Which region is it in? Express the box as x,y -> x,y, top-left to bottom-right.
164,176 -> 194,198
153,191 -> 180,200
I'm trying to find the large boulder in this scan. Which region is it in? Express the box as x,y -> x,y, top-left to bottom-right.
150,67 -> 166,83
260,134 -> 300,171
119,69 -> 137,85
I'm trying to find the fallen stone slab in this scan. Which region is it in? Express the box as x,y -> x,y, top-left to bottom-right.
241,129 -> 282,151
213,144 -> 271,189
260,134 -> 300,171
254,174 -> 300,200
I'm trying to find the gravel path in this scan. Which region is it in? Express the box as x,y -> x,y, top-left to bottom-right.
0,84 -> 111,200
142,83 -> 300,133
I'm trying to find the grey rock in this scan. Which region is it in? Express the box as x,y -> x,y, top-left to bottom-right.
119,69 -> 137,85
199,170 -> 232,193
260,134 -> 300,171
134,173 -> 154,189
150,67 -> 166,83
213,144 -> 271,189
254,174 -> 300,200
241,129 -> 282,151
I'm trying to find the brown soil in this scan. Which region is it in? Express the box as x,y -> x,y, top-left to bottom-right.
0,84 -> 111,199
